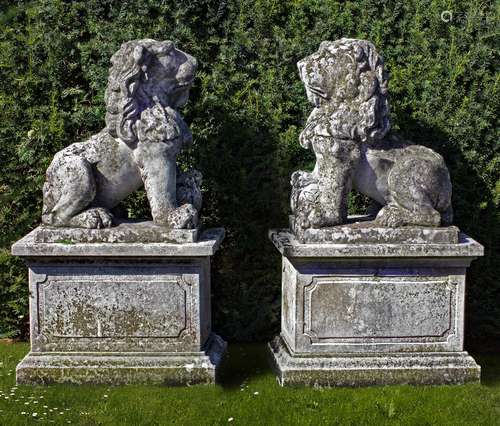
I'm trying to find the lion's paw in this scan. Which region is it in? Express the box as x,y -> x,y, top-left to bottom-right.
70,208 -> 114,229
375,205 -> 409,227
167,204 -> 199,229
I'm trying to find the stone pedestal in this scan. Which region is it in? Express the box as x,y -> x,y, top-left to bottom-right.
12,223 -> 226,385
268,226 -> 483,387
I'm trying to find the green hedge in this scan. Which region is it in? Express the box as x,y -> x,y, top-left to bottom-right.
0,0 -> 498,344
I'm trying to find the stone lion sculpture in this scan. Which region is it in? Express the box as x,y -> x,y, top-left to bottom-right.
291,38 -> 453,236
42,39 -> 202,229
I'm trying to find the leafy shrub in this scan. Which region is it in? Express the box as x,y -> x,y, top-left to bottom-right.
0,0 -> 498,344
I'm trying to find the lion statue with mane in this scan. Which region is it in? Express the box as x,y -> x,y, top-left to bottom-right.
291,38 -> 453,238
42,39 -> 201,229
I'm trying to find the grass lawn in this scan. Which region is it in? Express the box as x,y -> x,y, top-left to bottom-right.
0,342 -> 498,425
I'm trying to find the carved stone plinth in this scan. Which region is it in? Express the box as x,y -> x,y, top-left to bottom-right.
268,228 -> 483,387
12,225 -> 226,385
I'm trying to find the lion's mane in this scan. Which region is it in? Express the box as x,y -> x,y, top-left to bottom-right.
299,38 -> 390,144
104,39 -> 176,145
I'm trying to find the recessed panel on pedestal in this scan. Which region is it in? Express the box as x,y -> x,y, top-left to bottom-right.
303,276 -> 455,343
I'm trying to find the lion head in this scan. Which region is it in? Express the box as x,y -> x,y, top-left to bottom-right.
104,39 -> 197,145
297,38 -> 390,143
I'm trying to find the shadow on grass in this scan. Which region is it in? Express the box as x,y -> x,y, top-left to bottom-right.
474,354 -> 500,387
217,343 -> 273,389
216,343 -> 500,390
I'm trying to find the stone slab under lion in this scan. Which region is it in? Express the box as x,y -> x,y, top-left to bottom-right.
33,220 -> 200,244
289,215 -> 460,244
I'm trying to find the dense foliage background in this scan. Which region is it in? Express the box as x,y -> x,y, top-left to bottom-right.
0,0 -> 498,346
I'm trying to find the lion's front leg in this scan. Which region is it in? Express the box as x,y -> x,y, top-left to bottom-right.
139,146 -> 176,224
310,138 -> 360,227
135,142 -> 198,228
314,164 -> 351,227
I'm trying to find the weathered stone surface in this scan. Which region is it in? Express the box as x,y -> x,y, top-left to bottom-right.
268,228 -> 483,386
13,228 -> 225,385
291,38 -> 454,240
279,257 -> 469,354
41,39 -> 202,230
17,334 -> 226,385
12,227 -> 224,257
33,220 -> 199,244
269,228 -> 483,258
268,336 -> 480,387
290,215 -> 459,244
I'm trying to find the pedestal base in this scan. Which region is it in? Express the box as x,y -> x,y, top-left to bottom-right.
17,334 -> 226,385
268,336 -> 480,387
268,227 -> 484,387
12,225 -> 225,386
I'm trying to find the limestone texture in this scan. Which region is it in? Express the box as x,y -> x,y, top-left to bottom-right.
12,227 -> 224,257
291,38 -> 454,242
13,227 -> 225,385
268,227 -> 483,386
290,215 -> 459,244
268,337 -> 480,387
41,39 -> 202,230
17,334 -> 226,385
33,220 -> 199,243
269,228 -> 483,258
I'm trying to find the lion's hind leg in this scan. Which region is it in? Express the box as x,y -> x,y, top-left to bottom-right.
42,154 -> 113,228
376,157 -> 441,227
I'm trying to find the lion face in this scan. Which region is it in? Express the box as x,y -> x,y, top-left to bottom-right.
141,44 -> 197,109
297,38 -> 390,142
298,42 -> 356,107
105,39 -> 197,144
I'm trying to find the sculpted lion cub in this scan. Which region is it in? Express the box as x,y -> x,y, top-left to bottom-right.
42,39 -> 201,229
291,38 -> 453,235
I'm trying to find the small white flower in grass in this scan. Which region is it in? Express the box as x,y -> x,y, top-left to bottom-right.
103,394 -> 108,398
65,408 -> 70,411
43,412 -> 47,415
60,412 -> 64,415
24,402 -> 29,405
43,405 -> 48,408
228,418 -> 234,422
21,411 -> 26,415
253,391 -> 259,395
32,412 -> 38,417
